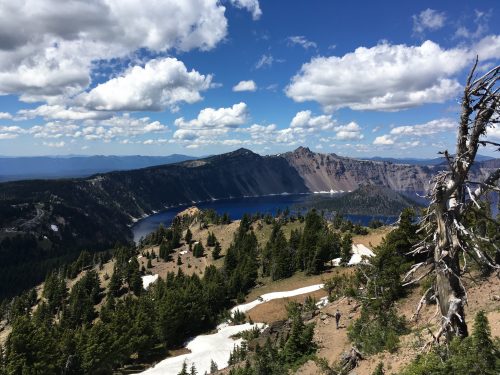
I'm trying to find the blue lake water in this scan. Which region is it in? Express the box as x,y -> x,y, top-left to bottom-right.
131,194 -> 398,242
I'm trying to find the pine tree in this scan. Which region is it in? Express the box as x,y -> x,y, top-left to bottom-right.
193,243 -> 205,258
281,308 -> 315,365
43,270 -> 67,314
147,258 -> 153,269
185,228 -> 193,244
178,361 -> 189,375
340,233 -> 352,265
130,269 -> 143,296
190,363 -> 197,375
297,209 -> 324,272
108,265 -> 121,297
207,232 -> 217,247
471,310 -> 496,374
212,241 -> 221,260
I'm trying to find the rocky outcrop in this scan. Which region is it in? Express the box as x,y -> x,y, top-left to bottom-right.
283,147 -> 497,193
283,147 -> 436,192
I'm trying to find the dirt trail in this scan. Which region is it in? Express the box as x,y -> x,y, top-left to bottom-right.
296,274 -> 500,375
296,297 -> 359,375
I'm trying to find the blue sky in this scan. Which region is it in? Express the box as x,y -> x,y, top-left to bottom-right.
0,0 -> 499,157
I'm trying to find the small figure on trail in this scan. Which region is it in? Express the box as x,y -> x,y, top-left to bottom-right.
335,309 -> 341,329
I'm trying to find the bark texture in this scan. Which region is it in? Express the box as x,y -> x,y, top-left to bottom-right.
412,61 -> 500,341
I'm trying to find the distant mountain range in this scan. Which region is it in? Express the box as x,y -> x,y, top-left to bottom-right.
1,152 -> 494,182
0,154 -> 197,181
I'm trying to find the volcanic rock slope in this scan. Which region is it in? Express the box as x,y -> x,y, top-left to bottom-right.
282,147 -> 437,192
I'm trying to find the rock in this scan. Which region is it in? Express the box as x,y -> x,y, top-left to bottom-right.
267,320 -> 286,333
320,313 -> 328,320
301,311 -> 315,321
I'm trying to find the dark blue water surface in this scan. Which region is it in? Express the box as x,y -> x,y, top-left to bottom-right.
131,194 -> 397,242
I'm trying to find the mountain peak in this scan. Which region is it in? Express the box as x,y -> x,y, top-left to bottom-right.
294,146 -> 312,153
228,148 -> 257,156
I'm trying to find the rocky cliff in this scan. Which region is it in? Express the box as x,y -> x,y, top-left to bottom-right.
283,147 -> 436,192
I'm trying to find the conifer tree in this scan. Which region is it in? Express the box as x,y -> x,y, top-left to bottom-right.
178,361 -> 189,374
185,228 -> 192,244
340,233 -> 352,265
193,243 -> 205,258
108,265 -> 121,297
212,241 -> 221,260
471,310 -> 496,374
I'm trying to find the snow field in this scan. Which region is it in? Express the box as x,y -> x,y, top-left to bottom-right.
139,283 -> 325,374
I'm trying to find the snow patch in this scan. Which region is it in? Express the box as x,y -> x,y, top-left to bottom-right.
231,284 -> 324,316
50,224 -> 59,232
316,296 -> 329,308
332,244 -> 375,266
140,323 -> 265,375
313,189 -> 343,194
139,284 -> 325,375
142,274 -> 158,290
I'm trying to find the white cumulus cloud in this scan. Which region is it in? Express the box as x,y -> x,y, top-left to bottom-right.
79,58 -> 212,112
472,35 -> 500,61
286,40 -> 474,112
290,110 -> 335,131
175,102 -> 248,130
17,105 -> 109,121
389,118 -> 456,136
373,118 -> 457,147
0,0 -> 227,101
233,80 -> 257,92
334,122 -> 364,140
173,103 -> 248,144
373,135 -> 395,145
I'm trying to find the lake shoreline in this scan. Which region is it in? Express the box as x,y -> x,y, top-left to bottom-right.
131,193 -> 398,242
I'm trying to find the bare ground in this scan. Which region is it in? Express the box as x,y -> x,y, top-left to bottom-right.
295,273 -> 500,375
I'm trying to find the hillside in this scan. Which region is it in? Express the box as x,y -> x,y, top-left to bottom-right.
282,147 -> 497,192
282,147 -> 435,192
298,185 -> 423,216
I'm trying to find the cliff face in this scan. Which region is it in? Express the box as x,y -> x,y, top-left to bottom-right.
282,147 -> 436,192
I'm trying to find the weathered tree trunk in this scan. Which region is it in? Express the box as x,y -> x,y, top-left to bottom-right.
412,61 -> 499,342
434,199 -> 468,338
